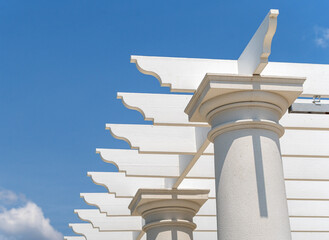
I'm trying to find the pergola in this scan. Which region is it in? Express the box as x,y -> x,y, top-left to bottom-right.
64,9 -> 329,240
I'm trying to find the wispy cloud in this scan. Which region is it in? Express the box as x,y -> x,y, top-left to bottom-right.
0,190 -> 26,207
0,189 -> 63,240
314,26 -> 329,48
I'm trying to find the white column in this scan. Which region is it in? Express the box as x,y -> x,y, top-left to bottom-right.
185,74 -> 305,240
129,189 -> 209,240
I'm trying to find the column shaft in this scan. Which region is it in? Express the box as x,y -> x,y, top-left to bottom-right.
213,128 -> 291,239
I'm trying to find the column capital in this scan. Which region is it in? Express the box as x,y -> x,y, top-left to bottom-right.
129,189 -> 209,216
129,189 -> 209,240
185,74 -> 305,123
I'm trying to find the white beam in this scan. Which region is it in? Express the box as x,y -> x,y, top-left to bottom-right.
80,193 -> 131,215
238,9 -> 279,75
117,92 -> 205,126
74,209 -> 142,231
64,237 -> 86,240
106,124 -> 212,154
96,148 -> 195,178
87,172 -> 329,200
69,223 -> 143,240
131,56 -> 329,97
117,93 -> 329,129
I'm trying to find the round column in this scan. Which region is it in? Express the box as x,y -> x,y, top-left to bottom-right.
129,189 -> 209,240
201,91 -> 291,240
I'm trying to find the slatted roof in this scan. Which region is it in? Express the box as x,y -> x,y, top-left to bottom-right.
65,10 -> 329,240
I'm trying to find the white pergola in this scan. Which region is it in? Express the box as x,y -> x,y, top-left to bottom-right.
65,10 -> 329,240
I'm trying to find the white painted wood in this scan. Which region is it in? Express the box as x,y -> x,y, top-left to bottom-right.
64,237 -> 85,240
117,93 -> 329,128
69,223 -> 143,240
131,55 -> 329,97
81,193 -> 217,217
286,180 -> 329,200
68,224 -> 219,240
96,148 -> 194,178
193,232 -> 217,240
291,232 -> 329,240
281,113 -> 329,130
117,92 -> 204,126
80,193 -> 131,215
131,55 -> 238,92
264,62 -> 329,97
283,157 -> 329,180
75,209 -> 142,231
106,124 -> 210,154
97,149 -> 329,180
80,192 -> 329,218
179,178 -> 216,197
194,216 -> 217,231
290,217 -> 329,232
198,199 -> 216,216
87,172 -> 215,197
187,216 -> 329,232
75,210 -> 218,232
106,124 -> 329,157
88,172 -> 172,197
73,214 -> 329,232
186,155 -> 214,178
238,9 -> 279,75
281,129 -> 329,157
88,172 -> 329,200
288,200 -> 329,217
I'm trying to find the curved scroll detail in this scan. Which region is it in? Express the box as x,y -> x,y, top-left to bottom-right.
238,9 -> 279,75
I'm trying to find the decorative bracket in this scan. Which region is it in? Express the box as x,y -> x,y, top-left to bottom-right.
238,9 -> 279,75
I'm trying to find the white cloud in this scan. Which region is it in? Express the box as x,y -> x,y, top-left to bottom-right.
315,26 -> 329,48
0,190 -> 26,206
0,189 -> 63,240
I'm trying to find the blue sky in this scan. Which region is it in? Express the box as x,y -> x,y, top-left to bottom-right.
0,0 -> 329,239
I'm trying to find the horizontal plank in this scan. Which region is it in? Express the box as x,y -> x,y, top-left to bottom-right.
281,129 -> 329,156
117,92 -> 202,126
106,124 -> 329,157
74,210 -> 218,232
81,192 -> 329,218
80,193 -> 216,216
80,193 -> 131,215
69,222 -> 219,240
132,55 -> 329,97
72,213 -> 329,233
194,216 -> 217,231
106,124 -> 211,154
194,216 -> 329,232
286,180 -> 329,200
75,209 -> 142,231
291,232 -> 329,240
288,200 -> 329,217
131,55 -> 238,92
88,172 -> 329,200
193,232 -> 217,239
87,172 -> 215,197
290,217 -> 329,232
283,157 -> 329,180
88,172 -> 172,197
64,237 -> 85,240
98,148 -> 329,180
118,92 -> 329,129
97,149 -> 194,178
70,223 -> 143,240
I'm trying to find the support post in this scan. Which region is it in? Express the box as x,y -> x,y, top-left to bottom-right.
185,74 -> 305,240
129,189 -> 209,240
